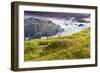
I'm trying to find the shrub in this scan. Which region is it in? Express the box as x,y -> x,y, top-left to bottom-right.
47,40 -> 73,49
24,41 -> 39,54
38,41 -> 49,45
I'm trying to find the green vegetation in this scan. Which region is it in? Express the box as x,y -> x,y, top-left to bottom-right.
24,28 -> 90,61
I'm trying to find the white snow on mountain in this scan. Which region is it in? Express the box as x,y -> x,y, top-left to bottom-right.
45,17 -> 90,37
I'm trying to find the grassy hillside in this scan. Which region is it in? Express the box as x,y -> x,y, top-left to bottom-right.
24,28 -> 90,61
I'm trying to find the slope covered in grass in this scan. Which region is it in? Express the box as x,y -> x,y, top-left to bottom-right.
24,28 -> 90,61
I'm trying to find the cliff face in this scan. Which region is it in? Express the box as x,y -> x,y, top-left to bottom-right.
24,17 -> 64,39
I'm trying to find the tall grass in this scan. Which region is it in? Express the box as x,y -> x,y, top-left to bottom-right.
24,28 -> 90,61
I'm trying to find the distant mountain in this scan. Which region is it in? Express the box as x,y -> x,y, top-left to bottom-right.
24,16 -> 90,40
24,17 -> 64,39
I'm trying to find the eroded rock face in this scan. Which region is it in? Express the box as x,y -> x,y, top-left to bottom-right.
24,17 -> 64,39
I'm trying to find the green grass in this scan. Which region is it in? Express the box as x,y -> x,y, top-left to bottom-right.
24,28 -> 90,61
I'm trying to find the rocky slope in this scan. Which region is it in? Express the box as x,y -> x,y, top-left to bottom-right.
24,17 -> 64,39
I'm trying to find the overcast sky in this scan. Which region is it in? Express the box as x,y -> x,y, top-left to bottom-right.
24,11 -> 90,19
